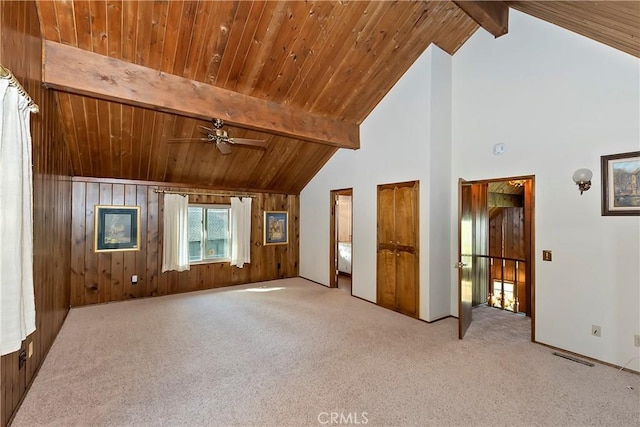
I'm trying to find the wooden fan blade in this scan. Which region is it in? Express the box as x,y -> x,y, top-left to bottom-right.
167,137 -> 211,144
229,138 -> 268,150
216,141 -> 233,155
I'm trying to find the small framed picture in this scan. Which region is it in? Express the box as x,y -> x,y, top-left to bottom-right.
601,151 -> 640,216
94,205 -> 141,252
263,211 -> 288,245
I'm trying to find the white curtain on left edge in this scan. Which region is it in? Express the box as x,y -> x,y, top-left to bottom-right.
230,197 -> 251,268
162,194 -> 190,272
0,79 -> 36,355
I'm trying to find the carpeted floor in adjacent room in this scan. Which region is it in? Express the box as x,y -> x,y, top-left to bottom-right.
11,277 -> 640,426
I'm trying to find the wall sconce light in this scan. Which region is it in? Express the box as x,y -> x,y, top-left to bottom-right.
572,168 -> 592,195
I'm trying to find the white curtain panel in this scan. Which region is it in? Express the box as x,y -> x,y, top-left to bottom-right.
0,80 -> 36,355
230,197 -> 251,268
161,193 -> 190,272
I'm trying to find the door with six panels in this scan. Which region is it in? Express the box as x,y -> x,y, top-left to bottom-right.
376,180 -> 419,318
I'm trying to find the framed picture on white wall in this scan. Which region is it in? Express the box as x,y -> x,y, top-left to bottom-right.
601,151 -> 640,216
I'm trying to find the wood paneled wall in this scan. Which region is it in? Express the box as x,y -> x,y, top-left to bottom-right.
71,178 -> 299,306
489,207 -> 527,313
489,207 -> 525,260
0,2 -> 73,426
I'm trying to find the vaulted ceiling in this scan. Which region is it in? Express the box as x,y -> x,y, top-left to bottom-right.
35,1 -> 639,194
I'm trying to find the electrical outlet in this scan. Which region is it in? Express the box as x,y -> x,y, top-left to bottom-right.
132,275 -> 138,285
634,335 -> 640,347
592,325 -> 601,337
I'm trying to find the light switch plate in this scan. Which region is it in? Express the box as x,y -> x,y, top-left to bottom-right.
542,250 -> 552,261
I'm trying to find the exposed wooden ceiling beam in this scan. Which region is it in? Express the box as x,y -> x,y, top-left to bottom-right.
453,1 -> 509,38
42,41 -> 359,150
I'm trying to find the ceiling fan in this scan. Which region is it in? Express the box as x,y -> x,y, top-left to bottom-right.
168,118 -> 268,155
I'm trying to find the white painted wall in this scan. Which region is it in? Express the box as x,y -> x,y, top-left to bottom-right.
451,10 -> 640,369
428,51 -> 453,321
300,46 -> 453,321
301,8 -> 639,370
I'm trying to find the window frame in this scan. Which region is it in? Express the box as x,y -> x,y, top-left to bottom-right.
187,203 -> 232,265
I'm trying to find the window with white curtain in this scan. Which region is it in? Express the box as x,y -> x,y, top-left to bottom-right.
188,204 -> 231,263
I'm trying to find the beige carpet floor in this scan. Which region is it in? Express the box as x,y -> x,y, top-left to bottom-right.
11,278 -> 639,426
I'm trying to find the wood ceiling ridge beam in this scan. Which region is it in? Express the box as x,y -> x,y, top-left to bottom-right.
452,0 -> 509,38
42,40 -> 360,150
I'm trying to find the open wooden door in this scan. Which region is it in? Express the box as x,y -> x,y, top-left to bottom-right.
330,191 -> 339,288
458,179 -> 473,339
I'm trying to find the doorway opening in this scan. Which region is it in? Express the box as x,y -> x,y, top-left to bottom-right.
458,176 -> 535,341
330,188 -> 353,294
487,180 -> 529,316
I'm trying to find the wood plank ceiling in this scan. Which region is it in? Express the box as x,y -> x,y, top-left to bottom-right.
509,1 -> 640,58
35,0 -> 478,193
34,1 -> 639,194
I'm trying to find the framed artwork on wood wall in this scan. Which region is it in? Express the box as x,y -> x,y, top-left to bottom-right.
601,151 -> 640,216
94,205 -> 141,252
263,211 -> 288,245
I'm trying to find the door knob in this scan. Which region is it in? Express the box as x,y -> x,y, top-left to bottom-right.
455,262 -> 468,268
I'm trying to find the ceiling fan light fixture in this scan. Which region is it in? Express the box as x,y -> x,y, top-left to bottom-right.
216,140 -> 233,155
212,118 -> 224,129
167,117 -> 267,155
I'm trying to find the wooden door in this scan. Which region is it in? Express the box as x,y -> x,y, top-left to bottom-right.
471,183 -> 489,307
395,182 -> 418,317
396,250 -> 417,316
523,178 -> 535,338
377,181 -> 419,318
395,184 -> 417,247
377,186 -> 395,246
376,248 -> 396,309
377,184 -> 396,308
330,191 -> 339,288
458,180 -> 473,339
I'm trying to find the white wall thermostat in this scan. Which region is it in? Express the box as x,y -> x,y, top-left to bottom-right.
493,143 -> 506,155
